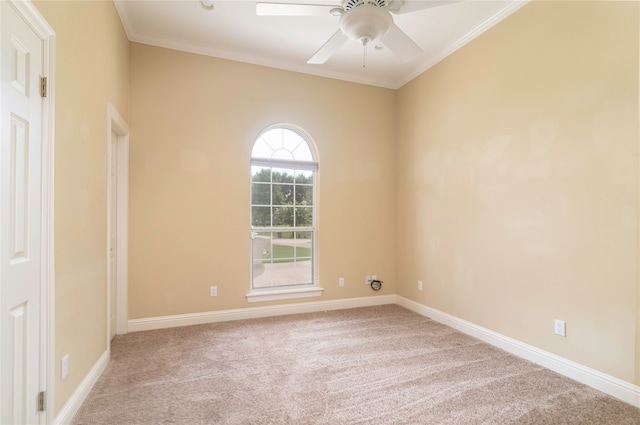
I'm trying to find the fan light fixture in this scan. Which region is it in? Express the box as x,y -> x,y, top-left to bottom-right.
339,4 -> 392,47
200,0 -> 214,11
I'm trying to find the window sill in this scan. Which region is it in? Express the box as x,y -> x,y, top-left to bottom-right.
246,286 -> 324,303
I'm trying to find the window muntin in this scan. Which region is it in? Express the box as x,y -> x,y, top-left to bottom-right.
251,127 -> 317,290
252,129 -> 314,162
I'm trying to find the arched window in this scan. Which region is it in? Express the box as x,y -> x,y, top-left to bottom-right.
250,126 -> 318,294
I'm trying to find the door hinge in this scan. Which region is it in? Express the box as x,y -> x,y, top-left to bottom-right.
37,391 -> 46,412
40,77 -> 47,98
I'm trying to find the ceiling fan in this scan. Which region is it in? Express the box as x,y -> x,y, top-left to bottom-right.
256,0 -> 456,65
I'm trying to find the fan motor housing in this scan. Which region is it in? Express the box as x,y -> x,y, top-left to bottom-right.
342,0 -> 388,10
339,3 -> 392,45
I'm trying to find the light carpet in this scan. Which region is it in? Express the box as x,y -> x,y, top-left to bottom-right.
71,305 -> 640,424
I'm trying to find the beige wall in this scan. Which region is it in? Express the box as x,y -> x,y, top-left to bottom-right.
34,0 -> 129,414
128,43 -> 396,318
396,1 -> 639,383
28,0 -> 640,416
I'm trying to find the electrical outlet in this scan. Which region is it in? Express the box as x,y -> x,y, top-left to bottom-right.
365,275 -> 371,285
554,319 -> 566,337
418,280 -> 423,291
61,355 -> 69,380
339,277 -> 345,287
210,286 -> 218,297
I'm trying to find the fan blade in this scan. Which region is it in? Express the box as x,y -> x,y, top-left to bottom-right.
380,24 -> 422,62
307,30 -> 348,64
388,0 -> 460,14
256,2 -> 338,16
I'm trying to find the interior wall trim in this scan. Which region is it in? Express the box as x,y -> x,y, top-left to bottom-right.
53,351 -> 108,425
398,0 -> 529,88
396,296 -> 640,408
128,295 -> 397,332
67,295 -> 640,422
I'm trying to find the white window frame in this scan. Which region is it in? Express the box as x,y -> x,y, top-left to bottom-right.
246,125 -> 323,302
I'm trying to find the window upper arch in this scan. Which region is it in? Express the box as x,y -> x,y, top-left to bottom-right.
251,125 -> 318,167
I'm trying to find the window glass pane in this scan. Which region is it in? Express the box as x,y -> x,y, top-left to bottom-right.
297,231 -> 312,240
257,234 -> 272,259
251,139 -> 275,160
284,129 -> 313,161
261,130 -> 283,152
256,262 -> 298,287
273,206 -> 294,227
295,207 -> 313,227
272,149 -> 294,160
294,233 -> 312,259
251,166 -> 271,182
273,168 -> 294,183
251,183 -> 270,206
283,130 -> 303,153
252,231 -> 311,288
273,239 -> 295,262
252,258 -> 268,286
295,169 -> 313,184
294,259 -> 313,285
252,232 -> 271,286
292,145 -> 313,162
295,185 -> 312,206
252,206 -> 271,227
273,183 -> 293,206
253,260 -> 279,288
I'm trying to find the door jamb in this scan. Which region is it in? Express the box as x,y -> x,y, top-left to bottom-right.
106,103 -> 129,345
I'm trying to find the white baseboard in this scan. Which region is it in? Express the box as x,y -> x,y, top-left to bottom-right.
67,294 -> 640,424
53,350 -> 109,425
396,296 -> 640,408
128,294 -> 397,332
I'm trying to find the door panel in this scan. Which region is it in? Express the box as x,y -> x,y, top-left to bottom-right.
1,2 -> 44,424
9,114 -> 29,262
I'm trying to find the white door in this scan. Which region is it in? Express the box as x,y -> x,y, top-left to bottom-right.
0,2 -> 46,424
109,131 -> 117,341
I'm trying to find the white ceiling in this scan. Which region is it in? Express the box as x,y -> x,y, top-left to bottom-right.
114,0 -> 528,89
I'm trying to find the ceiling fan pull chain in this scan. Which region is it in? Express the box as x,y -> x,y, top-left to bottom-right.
363,42 -> 366,68
362,37 -> 369,68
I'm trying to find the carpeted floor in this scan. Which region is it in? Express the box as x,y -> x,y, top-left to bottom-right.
71,305 -> 640,424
